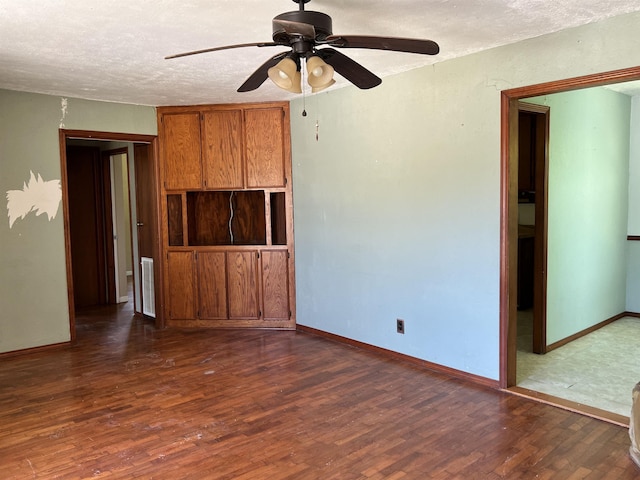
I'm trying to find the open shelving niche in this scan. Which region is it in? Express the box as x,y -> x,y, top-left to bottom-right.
167,190 -> 286,247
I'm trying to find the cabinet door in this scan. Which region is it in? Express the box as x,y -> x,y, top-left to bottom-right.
197,251 -> 228,319
167,251 -> 196,320
226,251 -> 259,319
261,250 -> 290,321
162,112 -> 202,190
202,109 -> 244,189
244,108 -> 286,188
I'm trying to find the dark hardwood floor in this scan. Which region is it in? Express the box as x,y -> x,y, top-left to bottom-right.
0,299 -> 637,479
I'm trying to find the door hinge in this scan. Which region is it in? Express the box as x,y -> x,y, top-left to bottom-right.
287,251 -> 290,259
289,310 -> 292,319
259,310 -> 262,318
257,252 -> 260,259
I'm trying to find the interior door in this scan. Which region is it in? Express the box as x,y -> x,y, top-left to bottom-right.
517,103 -> 549,355
102,150 -> 117,304
134,143 -> 158,316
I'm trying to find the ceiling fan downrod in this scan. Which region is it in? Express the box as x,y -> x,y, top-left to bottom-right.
293,0 -> 312,11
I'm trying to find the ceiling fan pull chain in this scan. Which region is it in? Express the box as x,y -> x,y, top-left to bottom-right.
302,63 -> 308,117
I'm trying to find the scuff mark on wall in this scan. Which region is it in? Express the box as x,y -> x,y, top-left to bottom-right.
6,171 -> 61,228
59,97 -> 68,128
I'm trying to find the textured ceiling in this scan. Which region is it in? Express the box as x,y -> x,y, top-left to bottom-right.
1,0 -> 640,106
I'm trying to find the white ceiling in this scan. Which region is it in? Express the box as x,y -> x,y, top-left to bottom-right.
1,0 -> 640,106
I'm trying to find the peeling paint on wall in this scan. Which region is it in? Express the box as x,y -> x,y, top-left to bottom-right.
59,97 -> 68,128
6,171 -> 61,228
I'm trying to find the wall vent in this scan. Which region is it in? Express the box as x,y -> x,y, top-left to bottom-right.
141,257 -> 156,318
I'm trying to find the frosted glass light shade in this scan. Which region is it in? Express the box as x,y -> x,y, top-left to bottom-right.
306,56 -> 334,92
268,58 -> 301,93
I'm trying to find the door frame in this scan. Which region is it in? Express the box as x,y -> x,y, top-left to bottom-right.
59,130 -> 162,340
499,65 -> 640,388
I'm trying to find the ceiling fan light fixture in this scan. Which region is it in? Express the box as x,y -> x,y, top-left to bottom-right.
306,55 -> 335,91
166,0 -> 440,94
268,57 -> 301,92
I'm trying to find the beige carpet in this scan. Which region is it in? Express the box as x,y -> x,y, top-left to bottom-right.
517,312 -> 640,417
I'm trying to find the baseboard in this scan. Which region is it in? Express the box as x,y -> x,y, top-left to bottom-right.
547,311 -> 640,352
296,324 -> 499,389
0,341 -> 70,359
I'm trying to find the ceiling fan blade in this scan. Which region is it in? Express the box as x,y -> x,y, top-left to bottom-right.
272,19 -> 316,39
325,35 -> 440,55
237,51 -> 290,92
165,42 -> 282,60
316,48 -> 381,90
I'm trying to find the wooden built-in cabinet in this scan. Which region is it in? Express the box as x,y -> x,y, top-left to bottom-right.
160,106 -> 287,191
162,112 -> 203,191
158,102 -> 295,329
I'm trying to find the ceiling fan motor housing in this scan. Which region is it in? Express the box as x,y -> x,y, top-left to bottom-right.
272,11 -> 333,43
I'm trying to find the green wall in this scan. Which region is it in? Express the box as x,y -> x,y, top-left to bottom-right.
0,90 -> 156,353
290,12 -> 640,380
530,89 -> 631,344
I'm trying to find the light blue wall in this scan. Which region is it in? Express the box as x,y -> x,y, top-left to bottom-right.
0,90 -> 156,353
290,12 -> 640,380
530,89 -> 631,344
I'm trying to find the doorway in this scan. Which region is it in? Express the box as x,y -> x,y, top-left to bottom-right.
500,66 -> 640,420
59,130 -> 162,339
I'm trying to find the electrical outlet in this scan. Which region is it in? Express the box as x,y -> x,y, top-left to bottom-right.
396,319 -> 405,334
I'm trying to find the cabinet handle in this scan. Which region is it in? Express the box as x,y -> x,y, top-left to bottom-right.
137,222 -> 144,227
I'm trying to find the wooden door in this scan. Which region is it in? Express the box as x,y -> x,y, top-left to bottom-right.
66,146 -> 108,308
261,250 -> 290,321
202,110 -> 244,189
517,103 -> 549,355
197,251 -> 228,319
161,112 -> 202,190
134,144 -> 156,259
227,251 -> 259,320
101,150 -> 117,304
244,108 -> 286,188
134,143 -> 158,315
167,251 -> 196,320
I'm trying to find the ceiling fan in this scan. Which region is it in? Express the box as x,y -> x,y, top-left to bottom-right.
166,0 -> 440,94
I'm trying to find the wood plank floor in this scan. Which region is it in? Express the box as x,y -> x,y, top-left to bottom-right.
0,300 -> 638,479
